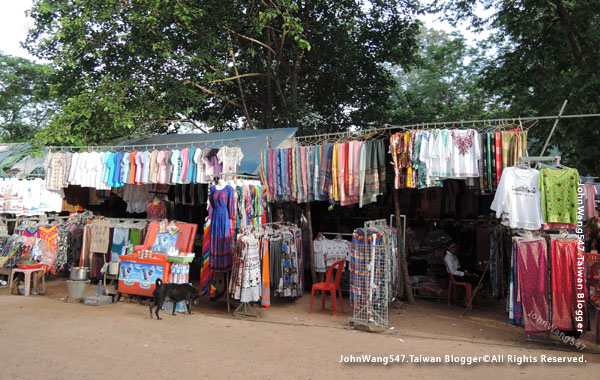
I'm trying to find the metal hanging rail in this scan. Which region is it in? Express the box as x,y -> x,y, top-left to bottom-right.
240,221 -> 296,233
49,136 -> 256,152
292,112 -> 600,142
382,112 -> 600,132
218,172 -> 260,179
320,232 -> 354,237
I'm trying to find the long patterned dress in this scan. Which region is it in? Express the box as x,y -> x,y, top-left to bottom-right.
208,185 -> 235,272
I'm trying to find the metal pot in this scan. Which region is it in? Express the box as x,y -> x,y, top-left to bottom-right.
70,267 -> 90,281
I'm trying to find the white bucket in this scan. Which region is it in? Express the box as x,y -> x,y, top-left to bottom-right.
108,262 -> 120,276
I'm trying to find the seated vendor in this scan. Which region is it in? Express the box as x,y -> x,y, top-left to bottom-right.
444,240 -> 479,287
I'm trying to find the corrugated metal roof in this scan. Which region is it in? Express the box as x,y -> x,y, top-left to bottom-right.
0,143 -> 42,177
123,127 -> 298,174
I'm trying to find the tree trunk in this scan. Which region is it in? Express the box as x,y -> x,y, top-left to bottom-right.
227,35 -> 255,129
8,110 -> 17,140
265,27 -> 273,129
290,53 -> 303,127
553,0 -> 586,69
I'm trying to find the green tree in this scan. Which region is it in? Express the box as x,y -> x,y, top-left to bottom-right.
0,53 -> 59,141
433,0 -> 600,175
25,0 -> 421,144
389,27 -> 499,125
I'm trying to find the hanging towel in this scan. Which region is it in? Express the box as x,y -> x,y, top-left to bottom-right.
111,227 -> 129,261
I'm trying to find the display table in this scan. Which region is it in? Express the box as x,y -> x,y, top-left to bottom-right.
118,254 -> 171,297
119,221 -> 198,298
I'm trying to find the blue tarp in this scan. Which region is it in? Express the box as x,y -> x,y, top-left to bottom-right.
0,127 -> 298,177
122,127 -> 298,174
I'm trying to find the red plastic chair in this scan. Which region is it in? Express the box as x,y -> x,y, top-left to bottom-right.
310,260 -> 345,316
443,256 -> 472,311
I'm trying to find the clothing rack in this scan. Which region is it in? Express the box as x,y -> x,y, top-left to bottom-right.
518,156 -> 565,170
240,221 -> 295,233
219,172 -> 260,180
49,136 -> 256,152
518,156 -> 561,165
293,129 -> 388,144
7,215 -> 71,222
292,112 -> 600,143
233,301 -> 258,318
364,219 -> 388,228
234,221 -> 292,318
382,112 -> 600,132
320,232 -> 354,237
96,217 -> 150,223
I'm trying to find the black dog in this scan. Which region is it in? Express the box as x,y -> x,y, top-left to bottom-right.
149,278 -> 200,320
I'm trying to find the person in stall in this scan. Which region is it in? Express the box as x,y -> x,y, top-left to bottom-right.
444,240 -> 480,287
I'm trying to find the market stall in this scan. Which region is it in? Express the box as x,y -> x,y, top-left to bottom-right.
3,128 -> 296,312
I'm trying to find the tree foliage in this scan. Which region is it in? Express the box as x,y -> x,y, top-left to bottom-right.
389,27 -> 501,125
0,53 -> 59,142
26,0 -> 421,144
433,0 -> 600,175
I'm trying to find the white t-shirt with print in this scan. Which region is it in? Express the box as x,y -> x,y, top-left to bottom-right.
323,238 -> 350,268
491,167 -> 543,230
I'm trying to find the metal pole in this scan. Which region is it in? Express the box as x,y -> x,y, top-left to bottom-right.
305,202 -> 317,285
540,100 -> 568,156
392,194 -> 403,298
393,189 -> 414,305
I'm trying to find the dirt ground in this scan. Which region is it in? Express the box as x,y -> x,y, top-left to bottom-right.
0,277 -> 598,380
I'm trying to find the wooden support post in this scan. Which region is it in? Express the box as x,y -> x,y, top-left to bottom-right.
305,202 -> 317,285
540,99 -> 568,156
394,215 -> 404,299
464,261 -> 489,314
393,189 -> 414,305
226,271 -> 231,313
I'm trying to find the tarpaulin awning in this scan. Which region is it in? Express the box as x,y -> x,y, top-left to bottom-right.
122,127 -> 297,174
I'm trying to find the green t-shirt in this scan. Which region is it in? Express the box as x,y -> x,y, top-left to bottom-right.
539,168 -> 580,225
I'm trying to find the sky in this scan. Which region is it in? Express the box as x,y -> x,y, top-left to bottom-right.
0,0 -> 36,60
0,1 -> 489,63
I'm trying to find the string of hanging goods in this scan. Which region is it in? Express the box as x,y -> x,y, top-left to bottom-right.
44,137 -> 247,193
48,136 -> 256,152
293,128 -> 388,146
292,111 -> 600,143
381,112 -> 600,133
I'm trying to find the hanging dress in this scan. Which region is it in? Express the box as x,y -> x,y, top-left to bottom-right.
208,185 -> 235,272
240,235 -> 261,303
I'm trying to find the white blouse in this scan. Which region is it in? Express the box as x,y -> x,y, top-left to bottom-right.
217,146 -> 243,174
449,129 -> 481,178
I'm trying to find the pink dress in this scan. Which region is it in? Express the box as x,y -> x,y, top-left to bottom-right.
338,143 -> 349,205
348,141 -> 363,203
134,151 -> 143,184
300,146 -> 308,202
345,141 -> 350,195
157,150 -> 168,184
180,148 -> 190,183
